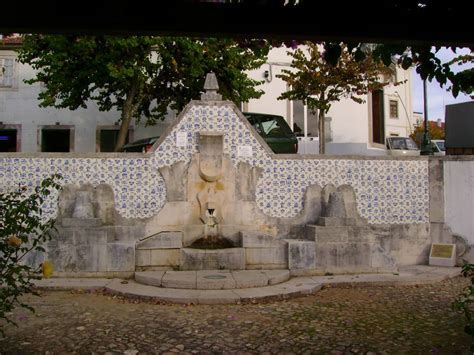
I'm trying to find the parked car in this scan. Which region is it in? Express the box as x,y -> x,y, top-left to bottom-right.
242,112 -> 298,154
122,112 -> 298,154
431,139 -> 446,156
386,136 -> 420,156
121,136 -> 160,152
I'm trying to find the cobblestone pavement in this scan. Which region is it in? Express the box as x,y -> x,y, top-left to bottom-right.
1,277 -> 473,354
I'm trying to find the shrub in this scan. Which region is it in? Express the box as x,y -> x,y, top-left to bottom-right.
0,174 -> 62,336
452,263 -> 474,350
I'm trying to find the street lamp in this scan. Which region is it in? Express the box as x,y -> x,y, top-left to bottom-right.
420,79 -> 433,155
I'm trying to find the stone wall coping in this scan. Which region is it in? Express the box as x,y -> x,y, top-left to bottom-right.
0,152 -> 148,159
2,152 -> 471,162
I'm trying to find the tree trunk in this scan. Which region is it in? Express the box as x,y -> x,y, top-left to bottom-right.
319,110 -> 325,154
318,93 -> 326,155
114,78 -> 139,152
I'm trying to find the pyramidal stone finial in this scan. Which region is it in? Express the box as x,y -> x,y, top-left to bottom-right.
201,72 -> 222,101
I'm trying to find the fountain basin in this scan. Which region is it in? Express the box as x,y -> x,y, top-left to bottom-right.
180,247 -> 245,271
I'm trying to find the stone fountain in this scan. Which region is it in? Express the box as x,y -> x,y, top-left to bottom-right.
180,131 -> 246,270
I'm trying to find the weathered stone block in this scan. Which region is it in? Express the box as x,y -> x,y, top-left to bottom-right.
73,229 -> 107,245
150,249 -> 180,267
324,191 -> 347,218
241,232 -> 284,248
136,249 -> 151,267
46,244 -> 77,272
107,243 -> 135,272
62,218 -> 102,228
317,217 -> 356,227
75,244 -> 107,271
48,228 -> 74,245
429,159 -> 444,223
315,242 -> 372,269
180,248 -> 245,271
288,240 -> 316,270
311,226 -> 349,243
245,247 -> 287,267
430,222 -> 454,244
159,161 -> 187,201
236,162 -> 263,201
137,232 -> 183,249
111,225 -> 145,242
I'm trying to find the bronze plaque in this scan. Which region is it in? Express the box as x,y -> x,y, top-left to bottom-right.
431,244 -> 454,258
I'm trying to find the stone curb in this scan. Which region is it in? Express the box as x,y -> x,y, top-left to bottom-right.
103,277 -> 323,305
33,265 -> 463,304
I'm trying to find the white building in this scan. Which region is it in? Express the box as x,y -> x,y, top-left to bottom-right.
0,41 -> 414,154
0,39 -> 171,153
246,47 -> 415,155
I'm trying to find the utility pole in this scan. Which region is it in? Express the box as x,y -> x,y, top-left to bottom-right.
420,79 -> 433,155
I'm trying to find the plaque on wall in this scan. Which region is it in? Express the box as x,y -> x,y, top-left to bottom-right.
237,145 -> 253,157
429,243 -> 456,267
176,132 -> 187,147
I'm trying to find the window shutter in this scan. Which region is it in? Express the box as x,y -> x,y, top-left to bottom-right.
3,58 -> 13,87
0,59 -> 4,83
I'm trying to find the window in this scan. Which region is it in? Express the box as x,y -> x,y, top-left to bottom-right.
0,58 -> 14,88
0,128 -> 19,152
259,116 -> 288,137
389,100 -> 399,119
291,100 -> 318,137
96,126 -> 132,152
39,126 -> 74,152
387,137 -> 419,150
371,89 -> 385,145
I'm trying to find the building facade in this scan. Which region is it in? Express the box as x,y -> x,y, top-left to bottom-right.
245,47 -> 415,155
1,42 -> 414,155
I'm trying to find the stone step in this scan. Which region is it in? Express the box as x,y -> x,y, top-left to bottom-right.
106,277 -> 322,304
305,224 -> 350,242
134,269 -> 290,290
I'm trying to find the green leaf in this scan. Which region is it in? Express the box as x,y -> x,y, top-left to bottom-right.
354,48 -> 366,62
323,43 -> 342,66
401,56 -> 413,70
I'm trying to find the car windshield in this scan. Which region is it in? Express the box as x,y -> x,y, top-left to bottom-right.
388,137 -> 419,150
257,115 -> 293,138
435,141 -> 445,151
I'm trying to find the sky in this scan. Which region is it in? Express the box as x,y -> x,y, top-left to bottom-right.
412,47 -> 472,121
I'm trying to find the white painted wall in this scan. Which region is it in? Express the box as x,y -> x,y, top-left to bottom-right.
246,47 -> 292,117
0,50 -> 174,152
384,67 -> 414,138
444,160 -> 474,244
1,45 -> 414,154
246,47 -> 414,155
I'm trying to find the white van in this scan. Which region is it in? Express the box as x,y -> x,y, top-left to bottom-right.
386,136 -> 420,156
431,139 -> 446,156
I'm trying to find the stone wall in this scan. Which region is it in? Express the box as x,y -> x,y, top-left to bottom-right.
443,157 -> 474,263
0,101 -> 430,224
1,99 -> 468,275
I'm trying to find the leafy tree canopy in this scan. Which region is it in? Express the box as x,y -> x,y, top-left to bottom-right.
410,121 -> 445,146
322,42 -> 474,99
278,42 -> 397,113
17,35 -> 270,151
277,42 -> 399,153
